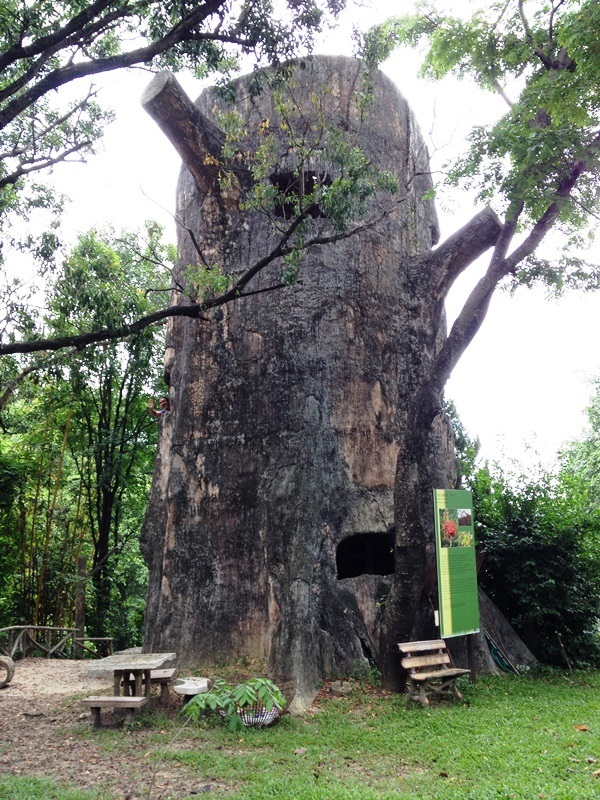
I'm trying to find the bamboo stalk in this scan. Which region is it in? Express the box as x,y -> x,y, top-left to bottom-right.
33,408 -> 72,625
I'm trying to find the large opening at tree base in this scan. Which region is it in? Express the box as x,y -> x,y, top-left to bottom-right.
336,532 -> 395,579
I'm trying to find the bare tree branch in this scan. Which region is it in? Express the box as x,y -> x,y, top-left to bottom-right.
0,203 -> 405,356
0,1 -> 245,131
0,139 -> 92,188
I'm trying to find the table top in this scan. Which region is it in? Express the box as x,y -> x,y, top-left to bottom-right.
85,652 -> 176,674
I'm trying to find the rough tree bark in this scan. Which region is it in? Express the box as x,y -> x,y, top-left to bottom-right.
140,56 -> 523,707
378,209 -> 504,690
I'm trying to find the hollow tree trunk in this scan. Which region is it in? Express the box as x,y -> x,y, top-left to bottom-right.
140,56 -> 498,708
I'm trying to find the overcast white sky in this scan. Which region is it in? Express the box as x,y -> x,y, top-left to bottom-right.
44,1 -> 600,469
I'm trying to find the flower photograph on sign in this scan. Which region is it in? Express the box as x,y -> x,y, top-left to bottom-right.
439,508 -> 474,548
440,509 -> 459,547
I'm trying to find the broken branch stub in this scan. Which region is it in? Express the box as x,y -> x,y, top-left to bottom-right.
141,71 -> 227,195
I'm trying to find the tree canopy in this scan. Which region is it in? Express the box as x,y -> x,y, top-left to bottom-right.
0,0 -> 343,258
0,225 -> 166,643
361,0 -> 598,282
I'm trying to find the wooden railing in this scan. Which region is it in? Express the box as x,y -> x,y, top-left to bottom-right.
0,626 -> 113,660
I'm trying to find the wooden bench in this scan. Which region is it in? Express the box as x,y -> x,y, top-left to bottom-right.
398,639 -> 470,707
79,695 -> 148,727
121,667 -> 177,703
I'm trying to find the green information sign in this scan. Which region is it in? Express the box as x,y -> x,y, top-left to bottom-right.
433,489 -> 480,638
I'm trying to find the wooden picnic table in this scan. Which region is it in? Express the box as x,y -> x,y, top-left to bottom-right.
85,652 -> 176,698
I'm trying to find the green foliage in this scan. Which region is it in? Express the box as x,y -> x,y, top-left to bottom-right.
0,225 -> 167,639
215,70 -> 399,285
561,377 -> 600,512
445,399 -> 481,487
0,445 -> 29,621
470,462 -> 600,667
318,127 -> 399,230
0,0 -> 344,271
512,253 -> 600,295
356,1 -> 599,268
47,223 -> 172,332
184,677 -> 287,733
180,263 -> 231,302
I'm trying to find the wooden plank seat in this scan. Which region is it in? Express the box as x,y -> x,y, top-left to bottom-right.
121,667 -> 177,702
79,695 -> 148,727
398,639 -> 470,707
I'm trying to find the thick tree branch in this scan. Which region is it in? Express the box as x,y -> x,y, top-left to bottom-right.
412,207 -> 502,299
0,1 -> 116,73
504,152 -> 593,272
518,0 -> 554,69
0,7 -> 129,105
0,0 -> 235,131
141,71 -> 229,195
0,207 -> 402,356
418,137 -> 598,422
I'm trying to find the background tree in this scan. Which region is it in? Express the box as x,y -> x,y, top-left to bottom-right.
562,377 -> 600,511
46,226 -> 169,640
444,399 -> 481,488
0,225 -> 168,646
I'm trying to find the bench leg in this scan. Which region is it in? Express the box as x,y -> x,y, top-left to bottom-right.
123,708 -> 136,725
90,707 -> 102,728
449,680 -> 463,701
405,680 -> 429,707
160,682 -> 169,704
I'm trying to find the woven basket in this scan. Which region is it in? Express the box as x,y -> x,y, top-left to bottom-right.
239,704 -> 280,727
219,704 -> 280,727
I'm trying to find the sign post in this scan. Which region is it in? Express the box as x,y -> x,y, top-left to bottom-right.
433,489 -> 480,639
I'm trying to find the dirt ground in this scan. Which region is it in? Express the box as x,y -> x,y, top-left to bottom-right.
0,658 -> 225,799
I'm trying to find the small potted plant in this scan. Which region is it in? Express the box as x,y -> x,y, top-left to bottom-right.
183,677 -> 286,732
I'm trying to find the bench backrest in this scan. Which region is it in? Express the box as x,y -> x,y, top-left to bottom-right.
398,639 -> 453,674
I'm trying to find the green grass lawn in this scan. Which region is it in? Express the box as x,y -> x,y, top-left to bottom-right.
1,671 -> 599,799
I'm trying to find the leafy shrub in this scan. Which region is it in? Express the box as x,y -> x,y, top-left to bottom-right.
471,464 -> 600,667
183,677 -> 287,732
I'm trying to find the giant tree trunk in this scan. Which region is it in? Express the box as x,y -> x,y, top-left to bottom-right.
140,56 -> 497,708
